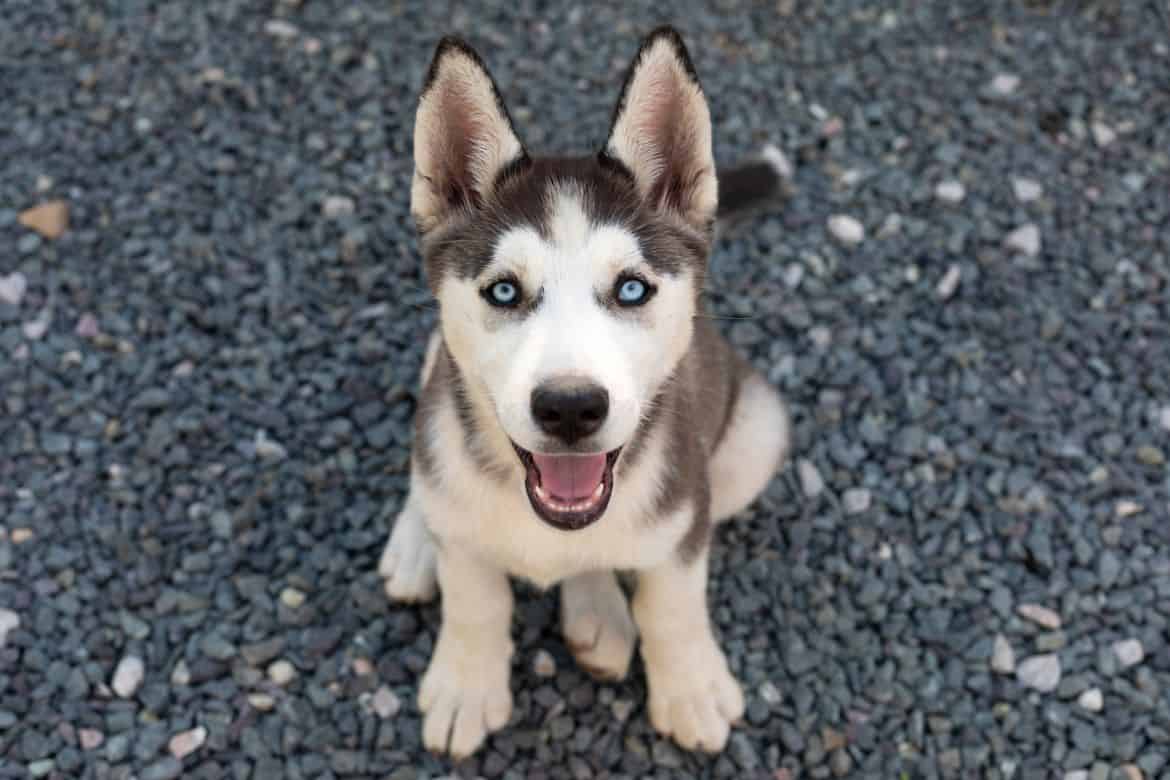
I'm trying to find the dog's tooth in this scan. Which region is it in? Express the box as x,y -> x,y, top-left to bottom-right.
592,483 -> 604,498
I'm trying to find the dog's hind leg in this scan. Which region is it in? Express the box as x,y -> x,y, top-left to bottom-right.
379,483 -> 438,602
561,571 -> 637,681
708,372 -> 790,523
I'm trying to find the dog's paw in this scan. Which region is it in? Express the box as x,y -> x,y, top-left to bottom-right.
643,639 -> 744,753
561,572 -> 637,681
419,632 -> 513,759
378,500 -> 437,603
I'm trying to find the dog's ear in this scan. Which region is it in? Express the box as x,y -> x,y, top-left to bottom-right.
411,37 -> 527,233
601,27 -> 717,231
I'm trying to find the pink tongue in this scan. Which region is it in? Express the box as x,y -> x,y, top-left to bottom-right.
532,453 -> 607,500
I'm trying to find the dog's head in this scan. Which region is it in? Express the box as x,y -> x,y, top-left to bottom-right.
410,27 -> 716,531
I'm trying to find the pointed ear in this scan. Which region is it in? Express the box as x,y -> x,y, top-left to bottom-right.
411,37 -> 527,233
601,27 -> 717,230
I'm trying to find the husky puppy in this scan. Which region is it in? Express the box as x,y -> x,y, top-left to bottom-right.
379,25 -> 791,758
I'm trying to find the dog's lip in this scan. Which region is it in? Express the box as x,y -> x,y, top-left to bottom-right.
511,443 -> 621,531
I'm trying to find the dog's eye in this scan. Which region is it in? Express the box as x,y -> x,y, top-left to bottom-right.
484,279 -> 521,307
615,276 -> 653,306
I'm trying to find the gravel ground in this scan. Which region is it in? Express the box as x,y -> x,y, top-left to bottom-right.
2,1 -> 1170,778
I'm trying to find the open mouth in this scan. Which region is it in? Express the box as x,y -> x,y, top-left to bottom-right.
512,444 -> 621,531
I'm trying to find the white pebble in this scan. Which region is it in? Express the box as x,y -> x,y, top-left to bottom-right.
760,143 -> 794,179
0,608 -> 20,648
1012,178 -> 1043,202
371,685 -> 401,719
797,459 -> 824,499
22,310 -> 51,341
1077,687 -> 1103,712
322,195 -> 356,219
533,649 -> 557,678
783,263 -> 804,289
1065,772 -> 1089,780
935,264 -> 961,301
1158,406 -> 1170,433
279,587 -> 306,609
990,73 -> 1020,95
267,659 -> 297,686
759,680 -> 782,706
264,19 -> 299,38
112,655 -> 145,699
248,693 -> 276,711
991,634 -> 1016,674
0,272 -> 28,306
809,326 -> 832,349
253,429 -> 288,461
1004,223 -> 1041,257
1016,653 -> 1061,692
1113,638 -> 1144,669
1090,121 -> 1116,147
934,180 -> 966,204
827,214 -> 865,245
168,726 -> 207,759
842,487 -> 872,515
170,660 -> 190,686
1115,500 -> 1142,518
1017,604 -> 1062,631
78,729 -> 104,750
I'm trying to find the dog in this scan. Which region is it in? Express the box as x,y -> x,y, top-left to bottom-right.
378,25 -> 791,758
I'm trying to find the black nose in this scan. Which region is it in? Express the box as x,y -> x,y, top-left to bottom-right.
531,381 -> 609,444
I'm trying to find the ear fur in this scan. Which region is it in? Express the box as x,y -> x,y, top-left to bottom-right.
600,27 -> 717,230
410,37 -> 528,233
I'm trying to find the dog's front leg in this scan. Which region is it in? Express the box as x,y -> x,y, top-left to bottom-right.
419,545 -> 514,758
632,543 -> 744,753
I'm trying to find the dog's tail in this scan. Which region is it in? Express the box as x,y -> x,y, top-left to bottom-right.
714,144 -> 793,237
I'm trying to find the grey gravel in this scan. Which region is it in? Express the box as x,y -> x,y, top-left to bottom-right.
3,2 -> 1169,778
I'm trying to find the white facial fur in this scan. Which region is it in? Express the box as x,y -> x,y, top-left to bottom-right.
439,184 -> 696,455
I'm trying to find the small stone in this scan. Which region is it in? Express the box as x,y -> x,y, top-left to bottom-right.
827,214 -> 865,245
267,659 -> 296,686
533,649 -> 557,678
140,757 -> 183,780
78,729 -> 104,750
761,144 -> 794,179
248,693 -> 275,711
28,760 -> 54,778
264,19 -> 299,38
372,686 -> 401,719
759,680 -> 782,706
352,657 -> 375,676
1017,604 -> 1062,630
168,726 -> 206,759
797,459 -> 825,499
18,200 -> 69,239
254,429 -> 288,461
23,310 -> 50,340
1012,178 -> 1043,202
75,313 -> 100,338
1090,121 -> 1116,147
935,264 -> 961,300
1136,445 -> 1165,466
11,528 -> 33,544
935,180 -> 966,203
991,634 -> 1016,674
1066,773 -> 1089,780
0,272 -> 27,305
323,195 -> 356,219
1005,224 -> 1041,257
990,73 -> 1020,95
1115,500 -> 1142,518
279,587 -> 306,609
1113,639 -> 1144,669
170,660 -> 190,686
1017,653 -> 1061,692
842,487 -> 872,514
1119,764 -> 1143,780
111,655 -> 145,698
1158,406 -> 1170,432
0,608 -> 19,648
1077,687 -> 1103,712
611,699 -> 634,722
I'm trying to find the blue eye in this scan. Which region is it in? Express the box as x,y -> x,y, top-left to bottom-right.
616,277 -> 651,305
486,280 -> 519,306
